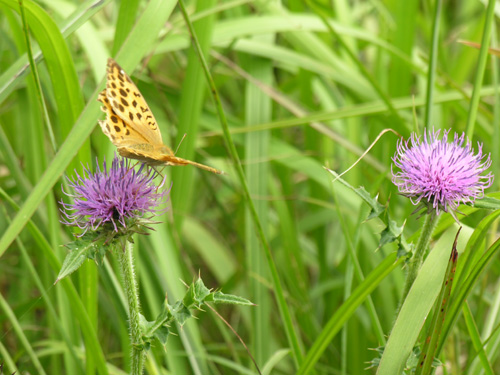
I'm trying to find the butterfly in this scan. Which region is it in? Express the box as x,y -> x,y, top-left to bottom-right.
97,58 -> 224,174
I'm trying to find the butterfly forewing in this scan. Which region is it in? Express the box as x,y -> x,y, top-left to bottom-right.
97,58 -> 225,174
98,90 -> 152,147
104,58 -> 163,146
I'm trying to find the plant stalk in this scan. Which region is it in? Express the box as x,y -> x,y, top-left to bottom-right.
401,211 -> 440,304
117,241 -> 145,375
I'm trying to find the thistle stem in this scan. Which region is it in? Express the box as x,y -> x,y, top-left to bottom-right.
117,241 -> 145,375
400,211 -> 440,304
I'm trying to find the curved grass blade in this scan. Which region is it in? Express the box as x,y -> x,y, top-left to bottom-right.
416,227 -> 459,375
376,226 -> 472,375
177,0 -> 305,368
298,253 -> 404,375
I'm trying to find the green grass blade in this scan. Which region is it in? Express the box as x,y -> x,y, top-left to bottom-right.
416,229 -> 459,375
0,293 -> 48,375
464,0 -> 496,138
298,252 -> 404,375
171,0 -> 217,228
1,0 -> 89,167
0,0 -> 107,103
178,0 -> 305,367
112,0 -> 140,55
377,225 -> 472,375
438,220 -> 500,356
462,302 -> 495,375
423,0 -> 443,129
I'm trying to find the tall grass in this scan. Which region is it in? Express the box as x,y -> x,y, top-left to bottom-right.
1,0 -> 500,374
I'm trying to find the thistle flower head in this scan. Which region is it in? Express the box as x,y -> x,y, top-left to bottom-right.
60,157 -> 167,236
392,128 -> 493,217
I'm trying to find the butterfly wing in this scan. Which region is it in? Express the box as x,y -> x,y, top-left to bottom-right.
98,59 -> 225,174
103,58 -> 163,146
98,90 -> 153,147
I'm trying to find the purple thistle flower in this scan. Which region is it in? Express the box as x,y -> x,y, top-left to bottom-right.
60,157 -> 167,235
392,128 -> 493,218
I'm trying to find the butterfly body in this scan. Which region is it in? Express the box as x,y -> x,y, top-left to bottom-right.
98,58 -> 224,174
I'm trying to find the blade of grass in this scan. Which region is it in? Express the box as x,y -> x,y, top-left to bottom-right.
177,0 -> 305,367
182,217 -> 237,283
0,293 -> 48,375
438,220 -> 500,356
331,186 -> 385,344
0,123 -> 32,198
387,0 -> 418,98
0,341 -> 20,374
16,2 -> 94,372
41,0 -> 108,83
423,0 -> 443,129
416,228 -> 459,375
0,204 -> 84,374
242,36 -> 273,365
112,0 -> 140,55
0,0 -> 107,103
462,302 -> 495,375
307,0 -> 405,130
171,0 -> 217,230
18,0 -> 56,151
490,26 -> 500,178
464,0 -> 496,138
297,252 -> 404,375
2,0 -> 90,172
145,224 -> 206,375
9,1 -> 48,188
376,225 -> 472,375
203,85 -> 498,137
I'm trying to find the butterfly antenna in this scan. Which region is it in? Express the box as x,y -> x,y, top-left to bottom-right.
174,133 -> 187,155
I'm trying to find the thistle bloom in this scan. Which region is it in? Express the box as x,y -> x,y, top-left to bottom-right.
392,129 -> 493,217
60,157 -> 167,234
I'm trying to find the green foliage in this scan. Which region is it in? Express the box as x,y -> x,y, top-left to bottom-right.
56,217 -> 161,283
1,1 -> 500,374
57,236 -> 102,282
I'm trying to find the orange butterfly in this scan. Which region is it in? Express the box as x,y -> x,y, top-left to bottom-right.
97,58 -> 224,174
